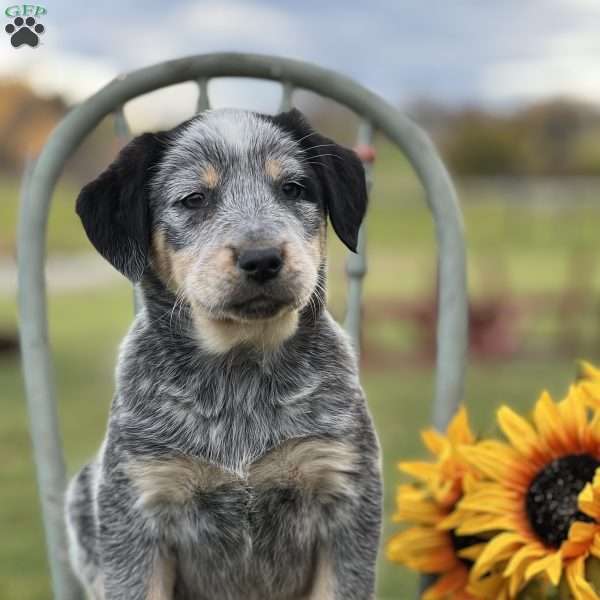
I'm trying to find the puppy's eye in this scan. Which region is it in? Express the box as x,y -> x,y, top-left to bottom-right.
180,192 -> 207,209
281,182 -> 303,200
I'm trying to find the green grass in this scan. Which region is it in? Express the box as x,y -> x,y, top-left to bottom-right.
0,177 -> 84,256
3,141 -> 600,599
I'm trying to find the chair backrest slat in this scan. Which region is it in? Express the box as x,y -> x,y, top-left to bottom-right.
279,81 -> 294,112
113,105 -> 131,142
196,78 -> 211,113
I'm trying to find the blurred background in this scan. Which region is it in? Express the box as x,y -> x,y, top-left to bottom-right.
2,1 -> 600,598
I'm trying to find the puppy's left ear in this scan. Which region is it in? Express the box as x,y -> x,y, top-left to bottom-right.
273,109 -> 368,253
76,132 -> 165,281
313,138 -> 368,253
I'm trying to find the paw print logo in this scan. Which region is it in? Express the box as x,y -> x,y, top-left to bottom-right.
5,16 -> 45,48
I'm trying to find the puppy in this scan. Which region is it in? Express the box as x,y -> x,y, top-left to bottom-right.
65,108 -> 382,600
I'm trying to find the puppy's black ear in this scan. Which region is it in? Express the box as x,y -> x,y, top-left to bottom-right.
272,109 -> 368,252
76,132 -> 165,281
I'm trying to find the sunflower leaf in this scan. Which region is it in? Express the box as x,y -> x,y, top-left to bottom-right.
517,578 -> 560,600
586,555 -> 600,594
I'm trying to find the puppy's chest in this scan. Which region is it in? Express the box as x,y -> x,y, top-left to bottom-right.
127,369 -> 354,469
127,436 -> 358,524
127,438 -> 358,598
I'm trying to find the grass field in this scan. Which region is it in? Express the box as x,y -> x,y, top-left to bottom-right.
2,141 -> 600,599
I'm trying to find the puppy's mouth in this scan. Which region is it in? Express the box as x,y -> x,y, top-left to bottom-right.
191,277 -> 309,323
226,294 -> 291,320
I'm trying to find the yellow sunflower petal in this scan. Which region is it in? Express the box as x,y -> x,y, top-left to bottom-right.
581,381 -> 600,409
560,388 -> 588,447
563,520 -> 598,559
566,555 -> 600,600
447,405 -> 475,445
398,460 -> 438,481
393,486 -> 445,525
457,542 -> 486,562
454,513 -> 514,535
470,532 -> 523,579
508,556 -> 531,598
408,550 -> 457,573
569,521 -> 598,545
438,508 -> 468,530
533,390 -> 572,452
524,550 -> 562,585
457,487 -> 518,515
460,441 -> 524,483
580,481 -> 600,521
504,543 -> 546,577
423,565 -> 470,600
387,526 -> 448,553
578,361 -> 600,382
497,405 -> 542,456
421,428 -> 447,456
386,526 -> 457,572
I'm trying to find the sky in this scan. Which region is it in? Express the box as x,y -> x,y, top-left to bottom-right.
1,0 -> 599,128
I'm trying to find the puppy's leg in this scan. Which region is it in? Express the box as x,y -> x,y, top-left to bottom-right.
66,462 -> 104,599
308,436 -> 382,599
305,552 -> 335,599
97,472 -> 175,600
305,493 -> 381,600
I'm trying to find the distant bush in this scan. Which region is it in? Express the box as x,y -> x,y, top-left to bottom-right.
0,81 -> 128,182
418,99 -> 600,176
441,110 -> 527,175
0,81 -> 66,172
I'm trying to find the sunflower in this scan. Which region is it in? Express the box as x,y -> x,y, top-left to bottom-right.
398,405 -> 475,508
387,407 -> 510,599
454,386 -> 600,599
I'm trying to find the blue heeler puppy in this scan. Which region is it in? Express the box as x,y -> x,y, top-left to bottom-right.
66,108 -> 382,600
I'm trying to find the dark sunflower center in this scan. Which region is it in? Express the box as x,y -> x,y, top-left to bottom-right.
525,453 -> 600,548
449,531 -> 484,566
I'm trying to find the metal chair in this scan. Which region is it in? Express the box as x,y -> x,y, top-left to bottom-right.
17,52 -> 467,599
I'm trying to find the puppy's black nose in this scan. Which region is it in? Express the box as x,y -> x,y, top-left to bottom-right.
238,248 -> 283,283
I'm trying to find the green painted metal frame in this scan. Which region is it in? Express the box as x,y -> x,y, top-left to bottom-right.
17,52 -> 467,599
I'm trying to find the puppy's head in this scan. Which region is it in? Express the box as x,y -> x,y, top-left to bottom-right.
77,108 -> 367,349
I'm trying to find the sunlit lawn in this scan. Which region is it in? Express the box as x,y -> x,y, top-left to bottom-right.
2,141 -> 600,599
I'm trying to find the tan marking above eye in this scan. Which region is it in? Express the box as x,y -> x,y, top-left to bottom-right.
265,159 -> 282,180
200,164 -> 219,188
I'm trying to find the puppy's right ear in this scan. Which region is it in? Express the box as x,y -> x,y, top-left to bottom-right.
76,132 -> 165,281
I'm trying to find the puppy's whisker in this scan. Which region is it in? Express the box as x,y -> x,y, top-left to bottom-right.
293,130 -> 321,145
306,153 -> 344,161
303,143 -> 336,152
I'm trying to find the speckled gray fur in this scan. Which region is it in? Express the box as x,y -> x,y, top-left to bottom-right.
66,108 -> 382,600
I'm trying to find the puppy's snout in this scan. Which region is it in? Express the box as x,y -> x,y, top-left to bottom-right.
238,247 -> 283,283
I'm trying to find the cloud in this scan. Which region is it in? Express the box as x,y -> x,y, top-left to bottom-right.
0,43 -> 117,103
1,0 -> 599,121
0,4 -> 118,103
480,7 -> 600,104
